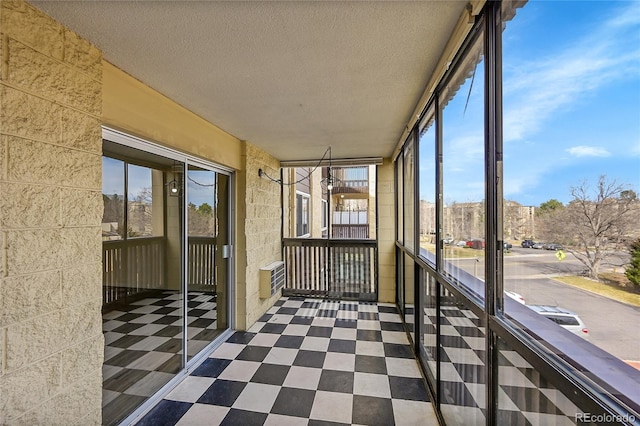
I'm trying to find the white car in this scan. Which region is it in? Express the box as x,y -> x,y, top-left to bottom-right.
528,305 -> 589,339
504,290 -> 525,304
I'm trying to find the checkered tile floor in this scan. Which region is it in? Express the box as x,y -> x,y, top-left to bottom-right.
135,297 -> 438,425
422,302 -> 578,425
102,291 -> 221,425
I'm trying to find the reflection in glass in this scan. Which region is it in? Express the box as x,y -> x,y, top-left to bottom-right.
497,338 -> 581,425
421,271 -> 437,382
418,106 -> 436,261
186,167 -> 229,360
404,253 -> 415,344
439,287 -> 486,425
102,157 -> 125,240
441,31 -> 485,302
404,138 -> 415,252
101,154 -> 183,426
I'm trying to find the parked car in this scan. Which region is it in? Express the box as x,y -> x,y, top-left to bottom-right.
504,242 -> 513,251
455,240 -> 468,247
528,305 -> 589,339
521,239 -> 535,248
532,242 -> 546,249
543,243 -> 563,251
504,290 -> 525,304
467,239 -> 485,249
443,237 -> 455,245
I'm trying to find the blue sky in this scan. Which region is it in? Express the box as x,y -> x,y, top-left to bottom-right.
422,0 -> 640,207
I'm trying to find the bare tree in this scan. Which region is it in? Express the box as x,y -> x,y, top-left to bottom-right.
538,176 -> 639,280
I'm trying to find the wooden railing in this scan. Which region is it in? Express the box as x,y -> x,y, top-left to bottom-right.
103,236 -> 217,308
103,237 -> 166,306
188,236 -> 217,287
332,224 -> 369,239
283,238 -> 377,300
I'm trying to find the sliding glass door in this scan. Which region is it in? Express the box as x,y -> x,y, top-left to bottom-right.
101,132 -> 232,425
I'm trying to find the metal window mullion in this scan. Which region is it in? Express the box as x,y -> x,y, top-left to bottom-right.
484,2 -> 501,425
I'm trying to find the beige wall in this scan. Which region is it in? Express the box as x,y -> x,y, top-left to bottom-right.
376,159 -> 396,303
236,143 -> 283,329
0,0 -> 103,423
102,62 -> 243,171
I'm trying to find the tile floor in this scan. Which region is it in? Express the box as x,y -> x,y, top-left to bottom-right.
135,297 -> 438,425
102,291 -> 222,425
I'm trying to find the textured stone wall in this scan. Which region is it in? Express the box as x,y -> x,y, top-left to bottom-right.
0,0 -> 103,423
377,159 -> 396,302
236,143 -> 282,329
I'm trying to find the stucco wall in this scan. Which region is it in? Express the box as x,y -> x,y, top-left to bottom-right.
0,0 -> 103,423
236,143 -> 283,329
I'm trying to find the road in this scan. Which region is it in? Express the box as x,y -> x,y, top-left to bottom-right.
454,247 -> 639,361
505,248 -> 639,361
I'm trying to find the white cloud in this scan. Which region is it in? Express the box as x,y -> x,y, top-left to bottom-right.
566,146 -> 611,158
503,5 -> 640,144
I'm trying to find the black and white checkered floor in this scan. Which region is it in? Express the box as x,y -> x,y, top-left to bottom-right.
102,291 -> 222,425
135,297 -> 437,425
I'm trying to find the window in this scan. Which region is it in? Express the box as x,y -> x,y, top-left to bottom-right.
418,105 -> 436,262
101,157 -> 164,241
296,192 -> 310,237
321,199 -> 328,231
440,29 -> 485,301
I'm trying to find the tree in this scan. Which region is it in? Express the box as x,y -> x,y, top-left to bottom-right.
537,199 -> 563,216
538,176 -> 639,280
626,239 -> 640,287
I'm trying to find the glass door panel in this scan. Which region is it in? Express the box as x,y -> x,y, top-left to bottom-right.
186,166 -> 229,360
101,146 -> 185,426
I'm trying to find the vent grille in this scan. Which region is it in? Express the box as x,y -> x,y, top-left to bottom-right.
260,261 -> 285,298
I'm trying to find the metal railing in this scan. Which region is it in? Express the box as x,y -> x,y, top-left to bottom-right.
283,238 -> 377,300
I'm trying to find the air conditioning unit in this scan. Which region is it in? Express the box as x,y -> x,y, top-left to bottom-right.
259,261 -> 285,299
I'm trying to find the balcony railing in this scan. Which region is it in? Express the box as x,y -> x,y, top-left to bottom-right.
332,224 -> 369,239
283,238 -> 377,300
331,166 -> 369,194
102,236 -> 218,308
188,236 -> 217,287
103,237 -> 166,307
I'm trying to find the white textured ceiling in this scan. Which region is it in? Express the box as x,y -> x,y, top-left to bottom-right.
33,1 -> 468,161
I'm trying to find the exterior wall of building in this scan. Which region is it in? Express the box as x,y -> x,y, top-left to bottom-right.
376,159 -> 396,302
102,61 -> 243,171
0,0 -> 103,423
237,143 -> 283,329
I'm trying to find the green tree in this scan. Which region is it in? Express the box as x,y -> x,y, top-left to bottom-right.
537,199 -> 563,216
197,202 -> 213,215
626,239 -> 640,287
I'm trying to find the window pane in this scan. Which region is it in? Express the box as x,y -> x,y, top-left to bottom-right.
421,270 -> 437,383
502,0 -> 640,365
404,138 -> 415,252
419,106 -> 436,263
440,31 -> 486,302
439,287 -> 486,425
127,164 -> 154,238
102,157 -> 125,240
396,155 -> 404,243
501,1 -> 640,415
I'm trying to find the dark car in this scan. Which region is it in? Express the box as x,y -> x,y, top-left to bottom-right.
521,239 -> 535,248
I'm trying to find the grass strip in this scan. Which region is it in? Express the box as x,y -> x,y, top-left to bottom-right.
554,276 -> 640,307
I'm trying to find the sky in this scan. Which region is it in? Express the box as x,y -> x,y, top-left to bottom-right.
421,0 -> 640,207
